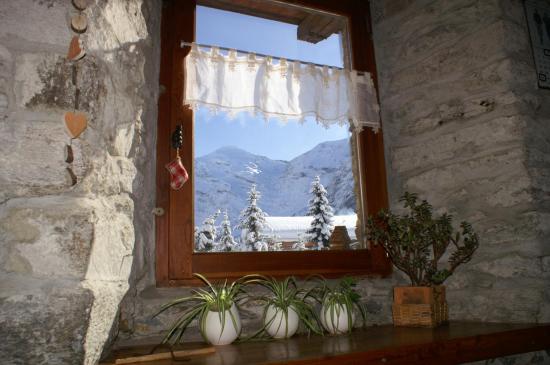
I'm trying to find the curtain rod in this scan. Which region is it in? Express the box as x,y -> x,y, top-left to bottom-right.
180,41 -> 349,71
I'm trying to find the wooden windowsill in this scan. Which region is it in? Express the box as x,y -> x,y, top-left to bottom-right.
158,248 -> 392,286
101,322 -> 550,365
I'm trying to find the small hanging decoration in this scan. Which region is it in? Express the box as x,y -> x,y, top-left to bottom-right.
72,0 -> 89,11
63,0 -> 90,186
67,36 -> 86,61
70,13 -> 88,34
66,0 -> 88,61
64,111 -> 88,138
166,125 -> 189,190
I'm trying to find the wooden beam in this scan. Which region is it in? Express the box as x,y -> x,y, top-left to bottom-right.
198,0 -> 306,25
297,13 -> 344,43
199,0 -> 346,44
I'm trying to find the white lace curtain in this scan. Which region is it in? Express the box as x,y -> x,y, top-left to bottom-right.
183,43 -> 381,131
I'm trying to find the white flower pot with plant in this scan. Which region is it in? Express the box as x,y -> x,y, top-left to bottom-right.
155,274 -> 245,346
203,303 -> 242,345
264,304 -> 299,338
312,277 -> 366,335
243,276 -> 322,339
320,301 -> 354,335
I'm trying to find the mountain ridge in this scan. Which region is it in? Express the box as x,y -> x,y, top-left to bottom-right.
195,138 -> 356,228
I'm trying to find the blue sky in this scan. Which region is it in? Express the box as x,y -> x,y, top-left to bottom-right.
195,6 -> 350,161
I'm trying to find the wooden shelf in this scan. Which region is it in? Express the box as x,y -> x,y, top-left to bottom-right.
102,322 -> 550,365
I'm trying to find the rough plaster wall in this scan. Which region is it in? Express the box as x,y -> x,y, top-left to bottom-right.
0,0 -> 160,364
371,0 -> 550,363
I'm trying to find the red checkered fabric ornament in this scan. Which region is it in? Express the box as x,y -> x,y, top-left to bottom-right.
166,156 -> 188,190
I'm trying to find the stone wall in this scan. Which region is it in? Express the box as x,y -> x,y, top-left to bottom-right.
1,0 -> 549,364
371,0 -> 550,363
0,1 -> 161,364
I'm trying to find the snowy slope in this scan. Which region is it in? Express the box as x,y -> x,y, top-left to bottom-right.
195,139 -> 356,228
265,215 -> 357,240
274,139 -> 356,217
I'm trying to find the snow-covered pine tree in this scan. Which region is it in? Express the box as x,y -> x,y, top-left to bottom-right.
306,176 -> 334,249
195,210 -> 221,252
232,240 -> 248,252
237,184 -> 269,251
218,210 -> 236,252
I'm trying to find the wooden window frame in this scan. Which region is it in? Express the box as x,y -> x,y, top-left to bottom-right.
156,0 -> 391,286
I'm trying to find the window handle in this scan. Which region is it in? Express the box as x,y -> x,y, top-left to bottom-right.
152,207 -> 165,216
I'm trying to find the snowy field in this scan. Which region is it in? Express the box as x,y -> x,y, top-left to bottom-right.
265,215 -> 357,240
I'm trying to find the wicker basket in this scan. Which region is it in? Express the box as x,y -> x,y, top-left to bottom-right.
392,286 -> 448,328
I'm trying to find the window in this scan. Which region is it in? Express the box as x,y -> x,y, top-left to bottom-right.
194,6 -> 359,253
156,0 -> 391,285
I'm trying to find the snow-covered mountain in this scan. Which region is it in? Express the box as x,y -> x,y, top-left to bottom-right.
194,138 -> 356,228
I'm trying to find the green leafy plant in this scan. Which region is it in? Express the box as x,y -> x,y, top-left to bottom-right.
310,276 -> 367,333
366,192 -> 479,286
154,273 -> 245,345
243,275 -> 323,338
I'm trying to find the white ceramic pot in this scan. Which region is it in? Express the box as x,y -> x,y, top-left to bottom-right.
320,303 -> 354,335
202,303 -> 242,345
264,304 -> 299,339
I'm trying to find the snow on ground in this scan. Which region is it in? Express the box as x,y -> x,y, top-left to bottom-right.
265,214 -> 357,240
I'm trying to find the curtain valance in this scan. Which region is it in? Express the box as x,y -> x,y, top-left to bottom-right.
183,43 -> 380,131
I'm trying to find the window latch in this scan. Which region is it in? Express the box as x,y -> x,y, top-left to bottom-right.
152,207 -> 165,216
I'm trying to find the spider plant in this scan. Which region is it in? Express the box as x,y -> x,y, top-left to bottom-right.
310,276 -> 367,334
154,273 -> 246,345
243,275 -> 323,339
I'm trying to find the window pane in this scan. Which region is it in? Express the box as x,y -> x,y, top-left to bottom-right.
193,5 -> 359,252
196,6 -> 344,68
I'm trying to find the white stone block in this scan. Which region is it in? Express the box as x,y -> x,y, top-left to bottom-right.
0,119 -> 71,201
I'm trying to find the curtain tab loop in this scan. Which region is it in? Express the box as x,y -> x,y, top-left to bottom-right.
228,49 -> 237,71
247,52 -> 257,71
265,56 -> 273,76
280,58 -> 288,77
322,66 -> 330,87
292,60 -> 301,80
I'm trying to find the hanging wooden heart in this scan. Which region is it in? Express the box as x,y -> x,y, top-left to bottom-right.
63,111 -> 88,138
67,35 -> 86,61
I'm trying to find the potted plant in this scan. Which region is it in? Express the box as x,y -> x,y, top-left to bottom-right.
366,192 -> 479,327
154,274 -> 245,346
311,276 -> 367,335
243,275 -> 322,339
